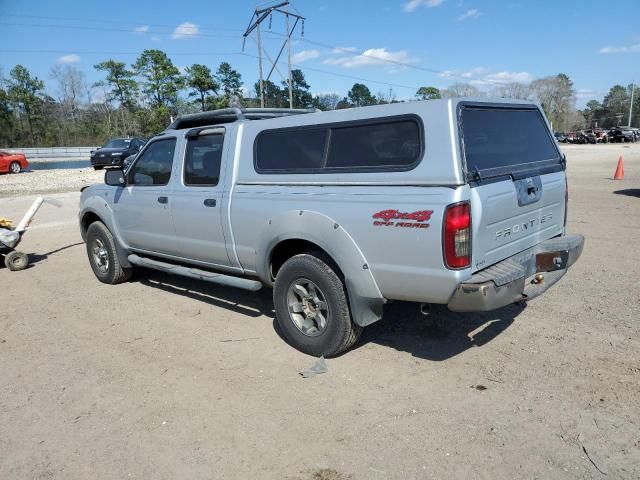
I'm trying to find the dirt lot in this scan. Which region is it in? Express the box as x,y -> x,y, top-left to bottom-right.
1,144 -> 639,479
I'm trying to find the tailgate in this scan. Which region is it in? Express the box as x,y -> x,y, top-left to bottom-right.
458,104 -> 566,272
470,171 -> 565,271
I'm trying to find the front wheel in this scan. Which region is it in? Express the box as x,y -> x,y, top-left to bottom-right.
273,253 -> 362,357
9,162 -> 21,174
85,222 -> 132,284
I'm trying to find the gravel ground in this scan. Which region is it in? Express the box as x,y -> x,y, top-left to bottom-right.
0,167 -> 102,198
0,143 -> 639,480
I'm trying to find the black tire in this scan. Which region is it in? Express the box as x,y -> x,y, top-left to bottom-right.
273,252 -> 362,357
93,166 -> 103,170
4,251 -> 28,271
85,222 -> 132,284
9,161 -> 21,174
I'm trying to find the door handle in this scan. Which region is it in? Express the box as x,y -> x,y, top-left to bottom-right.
203,198 -> 217,207
157,196 -> 168,204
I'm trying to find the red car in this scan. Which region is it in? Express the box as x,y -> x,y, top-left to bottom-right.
0,151 -> 29,174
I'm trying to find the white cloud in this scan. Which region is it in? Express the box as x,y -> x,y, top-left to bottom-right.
440,67 -> 531,86
404,0 -> 444,12
151,36 -> 161,43
471,71 -> 532,86
292,49 -> 321,63
575,89 -> 603,100
599,43 -> 640,54
456,8 -> 481,21
172,22 -> 199,40
324,48 -> 417,71
440,67 -> 488,79
331,46 -> 358,54
134,25 -> 149,34
57,54 -> 80,64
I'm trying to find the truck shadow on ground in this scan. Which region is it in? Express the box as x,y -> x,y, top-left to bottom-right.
134,269 -> 523,361
137,269 -> 275,319
354,302 -> 525,361
613,189 -> 640,198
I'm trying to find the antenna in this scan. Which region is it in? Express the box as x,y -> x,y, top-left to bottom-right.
242,1 -> 305,109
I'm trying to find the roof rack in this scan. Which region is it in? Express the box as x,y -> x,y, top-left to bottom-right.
167,107 -> 318,130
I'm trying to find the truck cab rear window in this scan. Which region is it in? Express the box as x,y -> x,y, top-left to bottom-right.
255,117 -> 422,173
460,107 -> 560,177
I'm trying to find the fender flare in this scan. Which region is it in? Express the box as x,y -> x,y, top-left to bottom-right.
257,210 -> 385,327
79,204 -> 131,269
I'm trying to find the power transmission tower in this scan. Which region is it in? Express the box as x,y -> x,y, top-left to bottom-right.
243,1 -> 305,109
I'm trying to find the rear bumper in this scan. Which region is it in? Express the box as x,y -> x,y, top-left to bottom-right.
447,234 -> 584,312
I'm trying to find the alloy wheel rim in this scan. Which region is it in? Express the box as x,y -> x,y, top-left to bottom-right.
92,238 -> 109,273
10,163 -> 20,173
286,278 -> 330,337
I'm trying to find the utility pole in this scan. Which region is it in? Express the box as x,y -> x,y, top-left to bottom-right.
256,23 -> 265,108
629,81 -> 635,127
243,1 -> 305,109
286,4 -> 293,110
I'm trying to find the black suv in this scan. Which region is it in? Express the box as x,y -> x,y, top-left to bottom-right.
608,128 -> 636,143
90,138 -> 147,170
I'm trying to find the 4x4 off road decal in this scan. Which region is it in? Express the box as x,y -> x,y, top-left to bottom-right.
372,209 -> 433,229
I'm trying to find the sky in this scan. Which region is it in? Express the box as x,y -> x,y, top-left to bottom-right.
1,0 -> 638,107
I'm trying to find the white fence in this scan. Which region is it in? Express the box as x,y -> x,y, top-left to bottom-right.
6,147 -> 98,159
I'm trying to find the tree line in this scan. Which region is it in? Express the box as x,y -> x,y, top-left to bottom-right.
1,49 -> 638,147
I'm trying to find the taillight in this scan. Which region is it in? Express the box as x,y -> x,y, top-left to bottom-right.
443,202 -> 471,269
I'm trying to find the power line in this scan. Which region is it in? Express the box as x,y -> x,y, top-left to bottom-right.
0,49 -> 240,56
0,49 -> 423,92
0,13 -> 242,32
0,21 -> 240,39
1,13 -> 468,83
264,31 -> 455,78
239,52 -> 421,91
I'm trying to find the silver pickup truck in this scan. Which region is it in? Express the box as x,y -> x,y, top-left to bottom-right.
79,99 -> 584,356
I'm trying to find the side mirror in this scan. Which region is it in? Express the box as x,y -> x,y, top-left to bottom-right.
105,169 -> 126,187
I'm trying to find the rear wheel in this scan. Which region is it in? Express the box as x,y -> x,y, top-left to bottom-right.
9,162 -> 21,174
4,251 -> 28,271
85,222 -> 132,284
273,252 -> 361,357
93,166 -> 103,171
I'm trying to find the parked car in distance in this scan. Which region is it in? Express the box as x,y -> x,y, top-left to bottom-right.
579,130 -> 597,144
554,132 -> 568,143
79,101 -> 584,357
0,150 -> 29,174
608,127 -> 636,143
564,131 -> 578,143
584,129 -> 608,143
90,138 -> 147,170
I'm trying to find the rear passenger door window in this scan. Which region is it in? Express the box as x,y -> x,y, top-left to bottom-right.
128,138 -> 176,186
184,134 -> 224,186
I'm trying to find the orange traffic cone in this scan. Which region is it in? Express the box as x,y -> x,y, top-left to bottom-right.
614,156 -> 624,180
